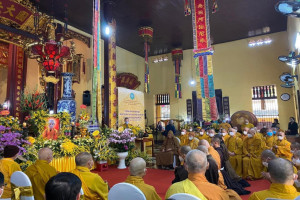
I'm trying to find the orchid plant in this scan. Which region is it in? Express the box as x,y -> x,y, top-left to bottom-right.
108,129 -> 136,152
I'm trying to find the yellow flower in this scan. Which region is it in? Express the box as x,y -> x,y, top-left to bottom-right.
92,130 -> 100,136
118,127 -> 124,132
27,137 -> 35,145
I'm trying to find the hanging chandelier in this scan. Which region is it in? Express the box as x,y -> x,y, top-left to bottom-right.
25,19 -> 75,72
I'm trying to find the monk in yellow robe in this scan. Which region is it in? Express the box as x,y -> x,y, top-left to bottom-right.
265,129 -> 276,150
122,117 -> 132,129
42,119 -> 58,140
241,119 -> 254,130
196,128 -> 209,141
71,152 -> 108,200
242,129 -> 263,179
225,128 -> 243,177
273,130 -> 292,160
0,145 -> 21,199
220,129 -> 230,142
179,129 -> 188,144
199,139 -> 227,190
183,132 -> 199,149
232,127 -> 241,137
219,120 -> 232,132
125,157 -> 161,200
25,148 -> 57,200
240,127 -> 249,141
249,158 -> 300,200
166,150 -> 241,200
206,129 -> 216,144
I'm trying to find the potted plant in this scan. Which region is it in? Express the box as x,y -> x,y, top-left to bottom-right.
108,128 -> 135,169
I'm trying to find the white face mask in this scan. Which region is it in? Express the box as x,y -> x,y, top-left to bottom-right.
179,156 -> 184,163
229,132 -> 235,136
181,132 -> 185,135
245,122 -> 249,125
262,161 -> 268,168
243,131 -> 248,135
189,136 -> 194,141
209,133 -> 214,137
291,150 -> 295,154
200,132 -> 204,135
189,129 -> 193,132
247,134 -> 253,138
278,136 -> 284,141
222,133 -> 227,136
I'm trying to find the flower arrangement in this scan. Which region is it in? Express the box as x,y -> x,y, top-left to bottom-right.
26,110 -> 48,135
0,132 -> 31,156
61,139 -> 85,157
78,105 -> 90,129
127,125 -> 144,137
108,129 -> 136,152
55,112 -> 71,133
0,116 -> 21,132
125,149 -> 150,166
20,89 -> 47,112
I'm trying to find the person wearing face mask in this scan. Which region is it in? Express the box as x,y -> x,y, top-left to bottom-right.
292,150 -> 300,170
288,117 -> 298,135
219,120 -> 232,132
241,119 -> 254,131
225,128 -> 243,177
179,129 -> 188,144
271,119 -> 280,129
232,127 -> 241,138
122,117 -> 132,129
183,132 -> 199,149
206,128 -> 215,144
291,142 -> 300,154
265,128 -> 276,150
260,150 -> 277,181
242,129 -> 263,180
273,130 -> 292,160
126,157 -> 161,200
25,148 -> 57,200
197,128 -> 209,141
221,129 -> 230,142
71,152 -> 108,200
172,146 -> 192,184
240,127 -> 249,141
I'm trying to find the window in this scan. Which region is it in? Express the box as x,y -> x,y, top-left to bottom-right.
156,94 -> 170,124
252,85 -> 279,129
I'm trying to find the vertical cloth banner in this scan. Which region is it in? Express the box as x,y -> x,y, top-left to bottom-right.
171,49 -> 183,98
92,0 -> 101,124
108,20 -> 117,128
191,0 -> 218,121
138,27 -> 153,93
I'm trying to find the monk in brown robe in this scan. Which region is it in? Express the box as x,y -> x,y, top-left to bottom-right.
156,130 -> 180,169
42,119 -> 58,140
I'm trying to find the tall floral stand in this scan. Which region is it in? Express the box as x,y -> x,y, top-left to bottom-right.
58,73 -> 76,122
117,152 -> 128,169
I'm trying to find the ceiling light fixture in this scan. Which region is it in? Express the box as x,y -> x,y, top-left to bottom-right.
152,55 -> 168,63
248,37 -> 272,47
189,80 -> 196,86
105,26 -> 111,36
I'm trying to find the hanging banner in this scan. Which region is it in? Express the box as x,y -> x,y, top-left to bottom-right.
108,20 -> 117,128
118,87 -> 145,128
191,0 -> 218,121
172,48 -> 183,98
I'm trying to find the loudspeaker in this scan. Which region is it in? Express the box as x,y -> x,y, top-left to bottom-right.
83,90 -> 91,106
144,110 -> 147,119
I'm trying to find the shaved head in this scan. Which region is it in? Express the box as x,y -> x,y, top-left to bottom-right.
197,145 -> 208,155
261,150 -> 276,160
185,150 -> 207,174
75,152 -> 93,167
269,158 -> 294,184
180,146 -> 192,156
38,148 -> 53,163
129,157 -> 146,177
199,139 -> 210,148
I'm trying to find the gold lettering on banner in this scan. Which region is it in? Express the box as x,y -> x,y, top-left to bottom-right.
199,31 -> 205,36
198,4 -> 203,8
198,25 -> 205,30
17,75 -> 21,79
4,5 -> 16,17
200,38 -> 206,43
15,11 -> 29,22
0,2 -> 3,10
17,86 -> 20,90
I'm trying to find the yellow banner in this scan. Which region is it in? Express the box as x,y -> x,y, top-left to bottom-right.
118,87 -> 145,128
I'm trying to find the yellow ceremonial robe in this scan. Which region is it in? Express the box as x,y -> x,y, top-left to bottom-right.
223,135 -> 230,142
265,136 -> 276,149
125,176 -> 161,200
183,138 -> 199,149
25,160 -> 57,200
165,178 -> 207,200
219,123 -> 232,132
208,146 -> 227,189
196,133 -> 209,141
249,183 -> 300,200
241,123 -> 254,130
0,158 -> 21,198
274,139 -> 292,161
242,134 -> 263,179
179,134 -> 188,145
225,136 -> 243,177
71,166 -> 108,200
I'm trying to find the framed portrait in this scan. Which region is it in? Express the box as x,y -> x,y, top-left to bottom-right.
66,54 -> 82,84
42,117 -> 60,140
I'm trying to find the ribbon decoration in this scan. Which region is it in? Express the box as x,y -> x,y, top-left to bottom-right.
138,27 -> 153,93
108,20 -> 117,128
172,49 -> 183,98
92,0 -> 101,124
11,183 -> 33,200
191,0 -> 218,121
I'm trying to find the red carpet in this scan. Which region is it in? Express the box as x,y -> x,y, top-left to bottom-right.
94,166 -> 270,199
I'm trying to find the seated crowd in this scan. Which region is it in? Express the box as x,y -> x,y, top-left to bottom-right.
1,119 -> 300,200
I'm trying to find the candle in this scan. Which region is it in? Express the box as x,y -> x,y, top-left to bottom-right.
23,122 -> 26,128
